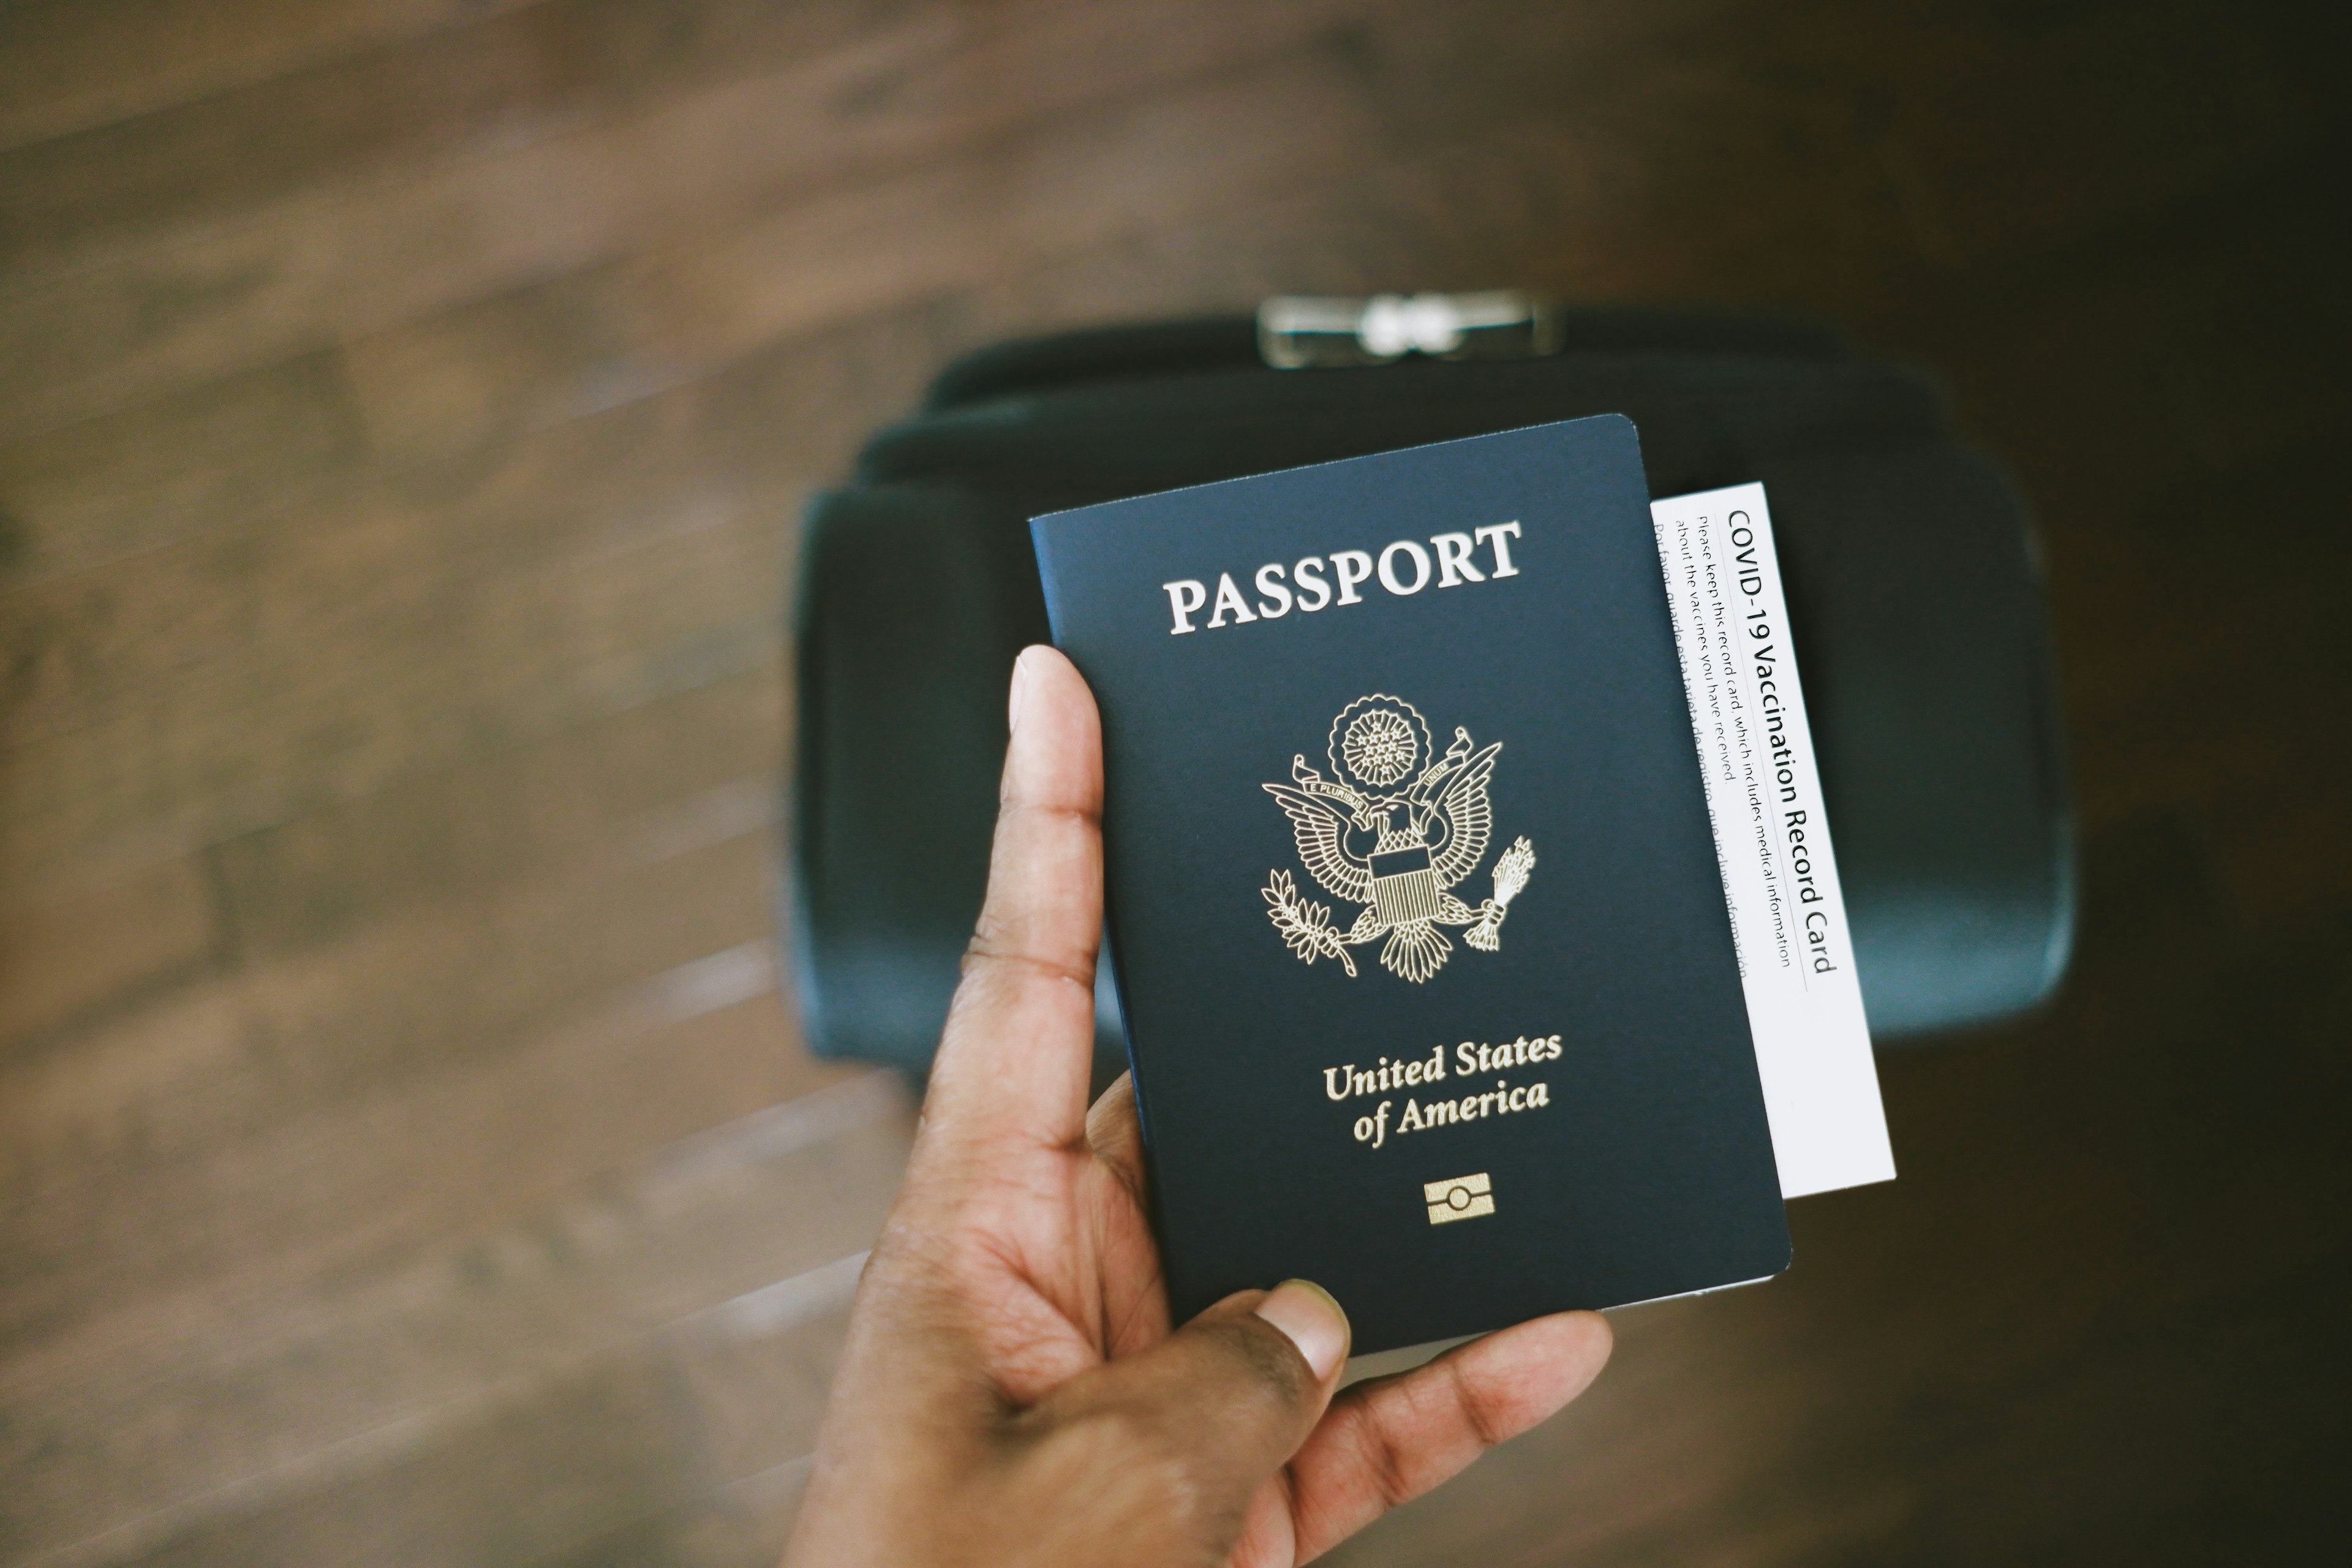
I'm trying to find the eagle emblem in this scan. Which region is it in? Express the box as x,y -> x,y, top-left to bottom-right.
1261,694 -> 1535,982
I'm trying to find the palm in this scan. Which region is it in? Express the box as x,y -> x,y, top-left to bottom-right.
957,1076 -> 1171,1407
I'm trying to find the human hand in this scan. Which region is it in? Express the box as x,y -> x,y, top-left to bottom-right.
783,646 -> 1612,1567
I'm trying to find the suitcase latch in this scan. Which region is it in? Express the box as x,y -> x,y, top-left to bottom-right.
1257,290 -> 1561,369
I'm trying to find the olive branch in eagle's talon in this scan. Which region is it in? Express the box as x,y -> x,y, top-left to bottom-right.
1262,869 -> 1358,977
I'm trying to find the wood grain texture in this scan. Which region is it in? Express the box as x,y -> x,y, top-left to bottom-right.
0,0 -> 893,282
1,0 -> 2345,1564
10,1084 -> 902,1565
0,0 -> 1390,440
0,0 -> 547,154
0,856 -> 218,1047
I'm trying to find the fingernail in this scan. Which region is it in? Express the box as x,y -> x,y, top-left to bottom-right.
1256,1279 -> 1349,1380
1008,648 -> 1035,736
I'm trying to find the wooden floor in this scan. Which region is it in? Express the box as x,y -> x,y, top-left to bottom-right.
2,1 -> 2346,1563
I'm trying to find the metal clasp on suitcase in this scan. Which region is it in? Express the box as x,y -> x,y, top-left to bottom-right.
1257,290 -> 1561,369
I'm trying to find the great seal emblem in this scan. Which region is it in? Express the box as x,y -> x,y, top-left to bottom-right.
1260,694 -> 1535,982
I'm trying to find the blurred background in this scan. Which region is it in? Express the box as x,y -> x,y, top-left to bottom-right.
2,1 -> 2346,1564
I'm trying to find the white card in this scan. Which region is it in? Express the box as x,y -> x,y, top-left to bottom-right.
1651,483 -> 1896,1197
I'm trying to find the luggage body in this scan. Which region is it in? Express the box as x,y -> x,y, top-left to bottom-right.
791,308 -> 2075,1068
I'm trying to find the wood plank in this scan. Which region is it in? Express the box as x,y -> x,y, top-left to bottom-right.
0,316 -> 853,902
0,0 -> 1387,440
0,673 -> 802,1289
0,36 -> 1415,898
604,45 -> 1392,382
207,707 -> 781,968
0,0 -> 1858,591
5,1072 -> 907,1564
1,515 -> 783,903
530,1453 -> 812,1568
963,1 -> 2171,345
0,834 -> 781,1334
107,1341 -> 732,1568
0,56 -> 1355,589
2,758 -> 793,1182
0,426 -> 778,755
2051,456 -> 2346,834
0,0 -> 908,284
475,0 -> 1757,355
1841,0 -> 2328,269
0,233 -> 971,595
0,0 -> 1761,594
0,0 -> 1855,589
1867,160 -> 2348,533
2201,775 -> 2352,932
0,0 -> 2314,491
84,1294 -> 840,1568
0,661 -> 782,1123
0,855 -> 218,1047
0,350 -> 368,590
0,0 -> 545,154
0,873 -> 786,1221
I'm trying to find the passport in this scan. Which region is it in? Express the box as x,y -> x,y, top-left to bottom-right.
1031,415 -> 1792,1354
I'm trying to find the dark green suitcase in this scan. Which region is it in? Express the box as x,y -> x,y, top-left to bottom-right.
790,300 -> 2075,1069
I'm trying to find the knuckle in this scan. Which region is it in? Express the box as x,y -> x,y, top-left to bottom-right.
997,794 -> 1100,827
959,930 -> 1093,991
1342,1401 -> 1419,1509
1446,1357 -> 1510,1449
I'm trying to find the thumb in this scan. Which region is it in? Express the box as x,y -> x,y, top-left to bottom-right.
1016,1283 -> 1351,1556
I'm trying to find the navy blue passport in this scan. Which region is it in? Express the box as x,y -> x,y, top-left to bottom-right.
1031,415 -> 1789,1354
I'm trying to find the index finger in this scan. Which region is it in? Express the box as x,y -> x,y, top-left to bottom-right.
922,645 -> 1105,1156
1281,1310 -> 1613,1559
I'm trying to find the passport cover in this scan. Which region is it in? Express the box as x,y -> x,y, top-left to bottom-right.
1031,415 -> 1790,1354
